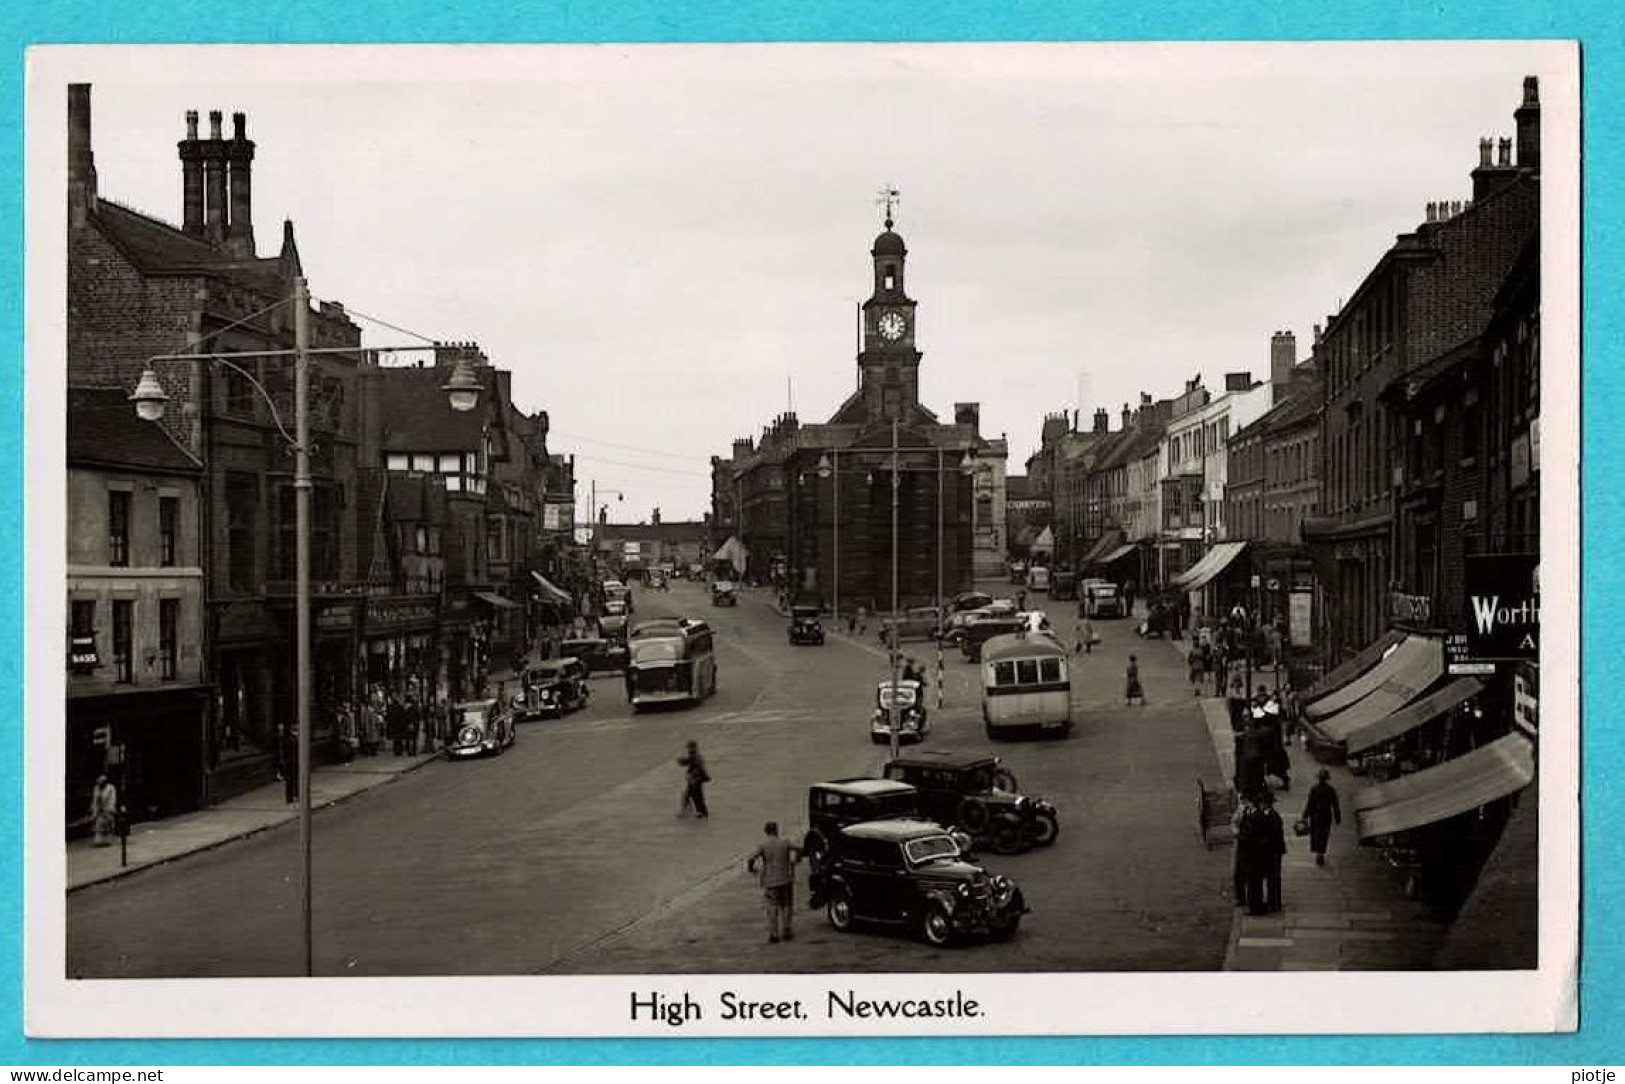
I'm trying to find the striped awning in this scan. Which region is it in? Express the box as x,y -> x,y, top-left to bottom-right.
1100,542 -> 1138,565
530,572 -> 572,605
1305,635 -> 1440,723
1354,733 -> 1535,840
1172,541 -> 1247,592
1345,677 -> 1485,755
1079,529 -> 1123,567
1302,629 -> 1408,703
474,590 -> 519,609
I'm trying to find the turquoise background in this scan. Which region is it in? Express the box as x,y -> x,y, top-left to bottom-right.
2,0 -> 1617,1066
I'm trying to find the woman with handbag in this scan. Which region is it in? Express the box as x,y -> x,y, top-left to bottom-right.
1300,768 -> 1342,866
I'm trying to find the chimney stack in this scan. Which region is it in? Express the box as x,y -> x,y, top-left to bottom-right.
1120,403 -> 1132,430
1224,371 -> 1254,393
954,402 -> 981,435
1515,75 -> 1540,169
1093,408 -> 1108,434
224,111 -> 256,256
178,109 -> 204,234
1270,330 -> 1296,401
67,84 -> 97,227
1497,137 -> 1512,167
203,110 -> 228,243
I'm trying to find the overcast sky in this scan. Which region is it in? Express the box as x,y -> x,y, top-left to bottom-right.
64,42 -> 1565,524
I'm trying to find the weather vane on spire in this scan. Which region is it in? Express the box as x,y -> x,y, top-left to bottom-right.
876,185 -> 901,230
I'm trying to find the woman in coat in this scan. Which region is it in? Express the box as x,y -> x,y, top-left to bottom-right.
1302,768 -> 1342,866
89,775 -> 118,847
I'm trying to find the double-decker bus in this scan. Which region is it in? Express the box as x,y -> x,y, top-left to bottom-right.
626,618 -> 717,708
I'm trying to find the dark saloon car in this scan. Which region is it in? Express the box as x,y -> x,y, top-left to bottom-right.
958,613 -> 1031,662
813,820 -> 1027,947
882,750 -> 1060,855
879,606 -> 943,647
559,637 -> 629,675
711,580 -> 740,606
788,604 -> 826,645
445,698 -> 516,760
803,777 -> 928,868
512,657 -> 590,720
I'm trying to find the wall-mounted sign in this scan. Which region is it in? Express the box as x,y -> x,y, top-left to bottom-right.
1288,590 -> 1313,648
1464,553 -> 1539,661
70,635 -> 99,673
1390,592 -> 1433,627
366,597 -> 439,634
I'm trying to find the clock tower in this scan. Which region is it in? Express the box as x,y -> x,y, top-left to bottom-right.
852,194 -> 922,424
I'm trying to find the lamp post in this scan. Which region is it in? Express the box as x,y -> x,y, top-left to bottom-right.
130,275 -> 481,976
817,450 -> 838,620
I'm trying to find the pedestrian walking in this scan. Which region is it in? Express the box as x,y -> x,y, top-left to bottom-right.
335,703 -> 358,762
677,740 -> 710,818
1300,768 -> 1342,866
1082,617 -> 1097,654
747,821 -> 802,943
856,604 -> 869,637
1122,579 -> 1137,617
404,695 -> 421,757
359,697 -> 382,756
1073,614 -> 1088,655
1187,643 -> 1206,690
1230,792 -> 1256,906
1016,589 -> 1028,612
89,774 -> 118,847
1124,654 -> 1145,706
1256,788 -> 1287,913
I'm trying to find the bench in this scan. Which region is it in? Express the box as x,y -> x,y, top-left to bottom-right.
1197,777 -> 1237,849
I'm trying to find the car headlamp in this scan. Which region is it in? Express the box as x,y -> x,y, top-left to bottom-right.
956,882 -> 971,897
458,726 -> 481,744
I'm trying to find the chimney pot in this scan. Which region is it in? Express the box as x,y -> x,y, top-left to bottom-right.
1498,137 -> 1513,167
1479,137 -> 1493,167
232,112 -> 247,141
185,109 -> 199,139
208,110 -> 223,139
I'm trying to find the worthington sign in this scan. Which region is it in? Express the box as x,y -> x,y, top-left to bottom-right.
1464,553 -> 1539,661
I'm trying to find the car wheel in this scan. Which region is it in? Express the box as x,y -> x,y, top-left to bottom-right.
992,766 -> 1020,793
1027,810 -> 1060,847
921,903 -> 956,947
989,813 -> 1026,856
803,830 -> 828,870
827,886 -> 855,931
957,797 -> 990,833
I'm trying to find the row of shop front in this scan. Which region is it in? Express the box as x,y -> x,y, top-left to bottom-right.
66,577 -> 576,835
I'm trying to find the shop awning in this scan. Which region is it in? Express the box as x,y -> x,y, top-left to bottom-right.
1301,629 -> 1408,703
712,536 -> 748,575
1172,541 -> 1247,592
1353,733 -> 1535,840
530,571 -> 572,605
1080,529 -> 1123,567
474,591 -> 519,609
1033,526 -> 1054,553
1100,542 -> 1138,565
1304,634 -> 1440,722
1307,641 -> 1446,743
1346,677 -> 1486,755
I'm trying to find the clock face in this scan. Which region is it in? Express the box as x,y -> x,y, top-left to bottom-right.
878,310 -> 907,341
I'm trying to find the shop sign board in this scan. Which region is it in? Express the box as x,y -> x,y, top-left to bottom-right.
1287,589 -> 1313,648
70,635 -> 99,672
366,597 -> 439,634
1513,661 -> 1539,735
1463,553 -> 1539,661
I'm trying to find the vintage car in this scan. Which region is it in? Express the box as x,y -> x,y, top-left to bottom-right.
812,820 -> 1027,947
599,613 -> 629,641
710,580 -> 740,606
788,604 -> 825,645
1049,570 -> 1079,601
870,679 -> 930,743
951,591 -> 995,614
1080,578 -> 1126,619
512,657 -> 590,720
942,601 -> 1015,647
958,613 -> 1031,661
879,606 -> 943,647
445,698 -> 516,759
803,777 -> 930,868
882,750 -> 1060,855
647,570 -> 670,591
1008,561 -> 1028,585
559,636 -> 629,674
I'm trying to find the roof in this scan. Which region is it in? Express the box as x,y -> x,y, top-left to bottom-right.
886,750 -> 999,771
813,778 -> 917,797
982,631 -> 1068,662
379,366 -> 490,452
93,201 -> 287,297
67,387 -> 202,474
871,229 -> 907,257
841,819 -> 949,841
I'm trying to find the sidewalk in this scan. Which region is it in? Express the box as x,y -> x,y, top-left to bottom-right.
67,654 -> 538,894
1177,640 -> 1448,969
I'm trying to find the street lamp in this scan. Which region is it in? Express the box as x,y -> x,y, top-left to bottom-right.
131,275 -> 479,976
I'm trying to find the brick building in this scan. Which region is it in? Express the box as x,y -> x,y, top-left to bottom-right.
67,84 -> 370,801
1302,79 -> 1540,664
716,214 -> 1006,608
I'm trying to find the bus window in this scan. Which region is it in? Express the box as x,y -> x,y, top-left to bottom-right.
1016,659 -> 1039,685
993,661 -> 1016,687
1039,658 -> 1062,683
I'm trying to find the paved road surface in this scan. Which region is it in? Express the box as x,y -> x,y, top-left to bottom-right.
67,580 -> 1230,977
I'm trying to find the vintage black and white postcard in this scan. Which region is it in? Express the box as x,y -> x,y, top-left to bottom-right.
24,41 -> 1579,1037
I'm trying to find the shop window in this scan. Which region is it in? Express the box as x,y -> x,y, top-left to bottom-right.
111,599 -> 133,683
158,495 -> 178,567
157,598 -> 179,680
108,490 -> 130,567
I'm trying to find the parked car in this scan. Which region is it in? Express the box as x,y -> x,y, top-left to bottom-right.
559,636 -> 629,674
882,750 -> 1060,855
512,657 -> 590,720
647,570 -> 670,591
1008,561 -> 1028,585
812,819 -> 1027,946
445,698 -> 516,759
788,604 -> 826,645
951,591 -> 995,614
959,613 -> 1031,661
942,600 -> 1018,647
1049,570 -> 1079,601
1025,565 -> 1051,593
870,679 -> 929,743
879,606 -> 943,646
803,777 -> 930,869
1080,579 -> 1126,619
599,613 -> 629,641
711,580 -> 739,606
